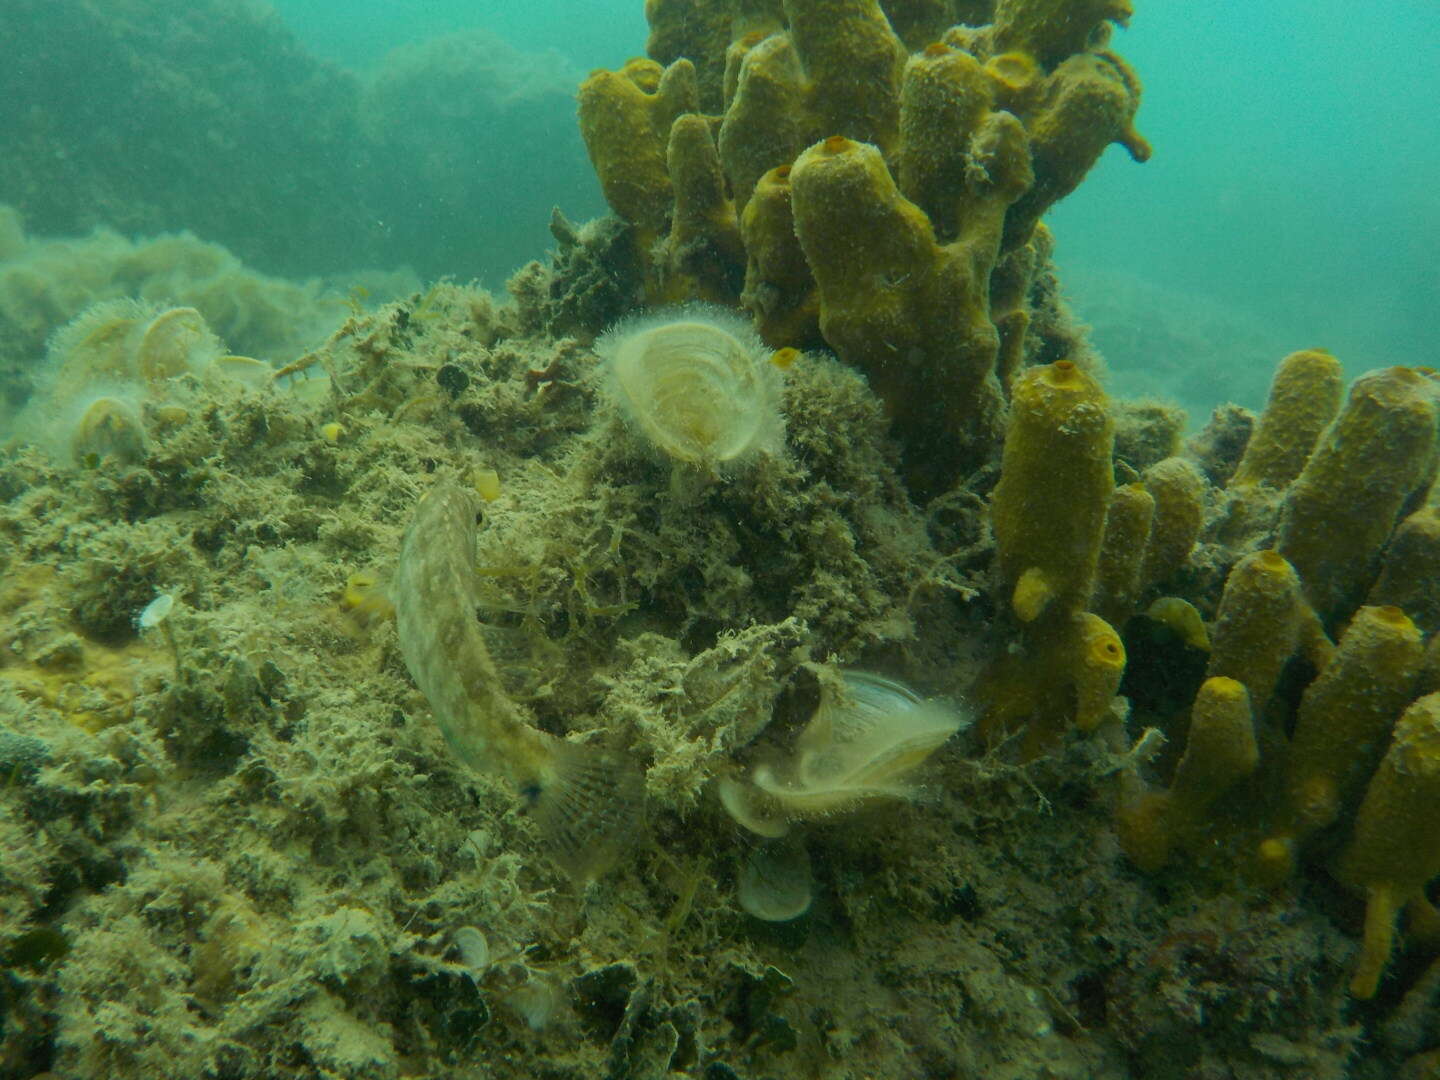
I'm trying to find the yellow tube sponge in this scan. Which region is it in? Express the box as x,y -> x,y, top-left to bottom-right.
991,0 -> 1136,72
660,113 -> 746,304
790,125 -> 1030,493
718,32 -> 810,211
643,0 -> 768,111
1338,693 -> 1440,998
1145,596 -> 1211,652
1138,456 -> 1204,591
577,57 -> 699,231
983,50 -> 1044,116
1116,676 -> 1257,872
785,0 -> 907,153
977,609 -> 1125,749
1230,348 -> 1345,490
992,361 -> 1114,624
1162,676 -> 1259,834
1367,506 -> 1440,637
1420,634 -> 1440,700
1071,611 -> 1127,732
896,42 -> 994,243
989,226 -> 1046,392
739,164 -> 819,346
1092,482 -> 1155,627
1278,366 -> 1439,625
1206,550 -> 1331,719
719,0 -> 907,211
1260,606 -> 1422,883
1002,51 -> 1150,249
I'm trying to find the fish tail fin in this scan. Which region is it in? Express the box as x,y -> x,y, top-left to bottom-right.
530,737 -> 645,882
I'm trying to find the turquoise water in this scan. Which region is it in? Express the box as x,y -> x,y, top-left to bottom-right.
1048,0 -> 1440,412
271,0 -> 648,70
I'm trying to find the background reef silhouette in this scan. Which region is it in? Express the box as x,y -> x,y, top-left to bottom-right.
0,0 -> 596,285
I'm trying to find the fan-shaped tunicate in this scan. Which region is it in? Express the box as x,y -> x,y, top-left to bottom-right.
452,925 -> 490,975
738,837 -> 813,922
505,975 -> 560,1030
6,300 -> 256,465
720,669 -> 969,836
595,305 -> 785,469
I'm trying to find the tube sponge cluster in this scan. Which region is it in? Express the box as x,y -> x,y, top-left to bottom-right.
578,0 -> 1149,495
977,360 -> 1129,753
969,345 -> 1440,997
1083,353 -> 1440,1000
573,0 -> 1439,1006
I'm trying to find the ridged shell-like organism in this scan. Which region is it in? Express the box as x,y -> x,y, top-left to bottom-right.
595,306 -> 784,467
738,837 -> 813,922
720,670 -> 969,836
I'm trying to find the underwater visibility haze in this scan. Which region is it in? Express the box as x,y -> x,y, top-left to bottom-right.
0,0 -> 1438,1078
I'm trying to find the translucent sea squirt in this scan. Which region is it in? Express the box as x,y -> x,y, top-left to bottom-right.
595,305 -> 785,468
720,670 -> 969,837
738,838 -> 813,922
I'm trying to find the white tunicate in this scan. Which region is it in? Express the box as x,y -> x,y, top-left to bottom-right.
137,593 -> 175,629
738,838 -> 813,922
721,669 -> 971,835
452,926 -> 490,973
71,395 -> 147,465
506,976 -> 559,1030
758,671 -> 969,806
595,306 -> 784,468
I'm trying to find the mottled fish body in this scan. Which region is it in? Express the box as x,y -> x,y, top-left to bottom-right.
393,480 -> 642,879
